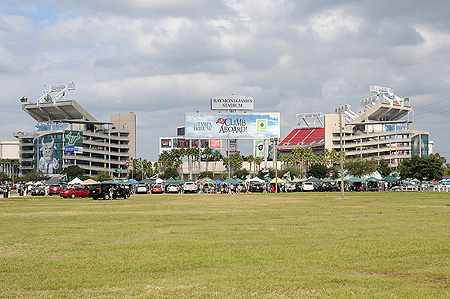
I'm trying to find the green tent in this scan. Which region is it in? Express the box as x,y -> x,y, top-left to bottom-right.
118,179 -> 134,185
382,175 -> 399,182
306,177 -> 321,182
223,178 -> 239,184
322,178 -> 334,182
365,177 -> 380,182
198,177 -> 216,184
345,177 -> 365,183
141,179 -> 156,185
165,177 -> 179,184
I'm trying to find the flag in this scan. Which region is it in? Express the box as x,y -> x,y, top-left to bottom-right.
263,172 -> 270,178
20,96 -> 28,103
262,168 -> 269,173
58,173 -> 67,182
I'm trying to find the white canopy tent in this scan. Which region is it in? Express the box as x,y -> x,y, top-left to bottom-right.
246,177 -> 265,183
68,177 -> 83,185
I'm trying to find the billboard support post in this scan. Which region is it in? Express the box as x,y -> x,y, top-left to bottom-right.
198,137 -> 201,178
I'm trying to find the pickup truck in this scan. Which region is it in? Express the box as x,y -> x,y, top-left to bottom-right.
183,181 -> 198,193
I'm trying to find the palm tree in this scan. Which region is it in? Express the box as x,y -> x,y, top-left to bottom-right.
279,154 -> 288,169
12,160 -> 20,183
247,154 -> 254,176
255,157 -> 263,173
212,151 -> 222,175
0,158 -> 5,174
202,147 -> 213,171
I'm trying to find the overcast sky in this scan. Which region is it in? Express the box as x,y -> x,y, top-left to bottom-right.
2,0 -> 450,161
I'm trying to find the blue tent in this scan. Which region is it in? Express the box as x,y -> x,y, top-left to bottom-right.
129,178 -> 138,184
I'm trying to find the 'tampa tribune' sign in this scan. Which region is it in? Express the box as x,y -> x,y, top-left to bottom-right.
211,95 -> 254,110
185,112 -> 280,139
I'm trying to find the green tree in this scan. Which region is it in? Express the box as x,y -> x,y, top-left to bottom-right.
247,154 -> 255,176
0,172 -> 10,182
344,157 -> 379,178
160,167 -> 179,180
198,171 -> 214,179
229,153 -> 243,172
202,147 -> 213,171
61,165 -> 88,181
233,168 -> 249,180
94,171 -> 111,182
279,167 -> 300,179
377,159 -> 391,178
22,170 -> 50,182
254,156 -> 263,173
257,167 -> 276,179
398,154 -> 446,181
306,163 -> 328,179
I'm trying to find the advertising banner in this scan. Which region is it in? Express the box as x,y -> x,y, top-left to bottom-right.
411,134 -> 428,157
185,113 -> 280,139
161,138 -> 172,148
64,131 -> 83,154
34,133 -> 63,175
254,140 -> 265,157
209,139 -> 221,148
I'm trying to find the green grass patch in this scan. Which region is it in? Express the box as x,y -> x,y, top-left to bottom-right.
1,192 -> 450,298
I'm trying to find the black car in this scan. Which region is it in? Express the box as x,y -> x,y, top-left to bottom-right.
249,182 -> 264,192
317,182 -> 333,192
89,183 -> 132,200
31,186 -> 46,196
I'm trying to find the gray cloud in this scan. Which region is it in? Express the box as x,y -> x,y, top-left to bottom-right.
1,0 -> 450,160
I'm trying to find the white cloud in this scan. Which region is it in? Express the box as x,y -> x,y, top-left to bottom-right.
2,1 -> 450,160
310,9 -> 363,42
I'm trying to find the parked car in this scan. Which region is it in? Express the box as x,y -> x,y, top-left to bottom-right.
249,182 -> 264,192
317,182 -> 333,192
135,182 -> 150,194
48,184 -> 62,195
285,182 -> 297,192
31,186 -> 46,196
89,183 -> 132,200
183,181 -> 198,193
151,184 -> 164,194
166,184 -> 180,193
60,186 -> 89,198
301,182 -> 315,191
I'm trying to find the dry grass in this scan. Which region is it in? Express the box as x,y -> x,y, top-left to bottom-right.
0,191 -> 449,298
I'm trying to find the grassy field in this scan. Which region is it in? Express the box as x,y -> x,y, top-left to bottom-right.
1,192 -> 449,298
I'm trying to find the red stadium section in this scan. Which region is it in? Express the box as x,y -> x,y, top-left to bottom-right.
278,127 -> 325,152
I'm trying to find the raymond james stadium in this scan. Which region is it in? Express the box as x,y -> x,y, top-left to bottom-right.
2,83 -> 431,180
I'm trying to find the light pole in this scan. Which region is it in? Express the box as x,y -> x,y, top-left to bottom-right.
270,137 -> 279,193
338,108 -> 345,198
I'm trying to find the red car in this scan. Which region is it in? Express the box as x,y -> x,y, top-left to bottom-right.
48,184 -> 62,195
151,184 -> 163,194
60,186 -> 89,198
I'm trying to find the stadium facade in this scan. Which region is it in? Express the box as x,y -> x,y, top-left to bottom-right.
279,85 -> 432,167
13,83 -> 136,177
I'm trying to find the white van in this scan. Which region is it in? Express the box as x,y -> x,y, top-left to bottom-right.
301,182 -> 314,191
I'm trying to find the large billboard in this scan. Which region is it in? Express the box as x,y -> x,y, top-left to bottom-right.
411,134 -> 428,157
185,113 -> 280,139
34,133 -> 63,175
